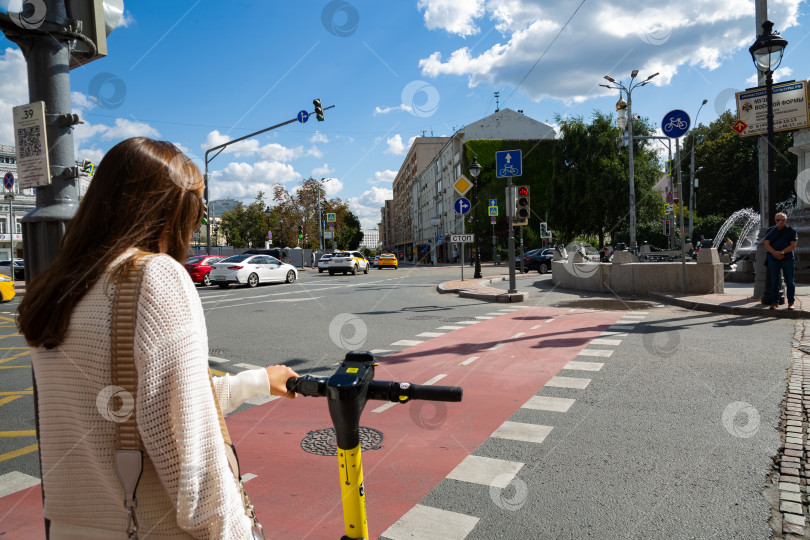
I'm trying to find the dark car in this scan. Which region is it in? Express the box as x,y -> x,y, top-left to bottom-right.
185,255 -> 226,286
523,249 -> 554,274
515,249 -> 542,272
0,259 -> 24,280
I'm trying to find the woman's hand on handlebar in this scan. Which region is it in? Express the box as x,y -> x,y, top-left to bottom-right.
266,365 -> 300,399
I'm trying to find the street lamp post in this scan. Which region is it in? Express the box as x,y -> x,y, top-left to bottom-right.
750,19 -> 787,304
468,157 -> 483,278
689,99 -> 708,242
600,70 -> 659,250
264,206 -> 272,247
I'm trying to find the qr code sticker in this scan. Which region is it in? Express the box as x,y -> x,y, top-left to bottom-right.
17,126 -> 41,159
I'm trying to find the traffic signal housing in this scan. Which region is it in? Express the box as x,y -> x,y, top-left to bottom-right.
313,99 -> 324,121
298,224 -> 304,239
67,0 -> 126,70
514,185 -> 530,227
663,219 -> 671,236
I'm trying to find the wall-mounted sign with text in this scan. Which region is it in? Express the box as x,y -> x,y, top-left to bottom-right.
735,81 -> 809,137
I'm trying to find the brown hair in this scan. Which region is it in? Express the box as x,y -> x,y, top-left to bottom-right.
18,137 -> 204,349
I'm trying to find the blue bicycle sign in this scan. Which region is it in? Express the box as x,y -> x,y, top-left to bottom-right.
495,150 -> 522,178
662,109 -> 690,138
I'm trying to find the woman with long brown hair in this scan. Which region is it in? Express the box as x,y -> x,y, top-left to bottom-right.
19,137 -> 296,539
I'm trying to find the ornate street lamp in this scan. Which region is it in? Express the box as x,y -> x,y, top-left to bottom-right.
264,206 -> 272,246
469,157 -> 483,278
750,19 -> 787,305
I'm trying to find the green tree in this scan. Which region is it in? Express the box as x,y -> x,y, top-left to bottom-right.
337,211 -> 363,250
219,192 -> 269,248
684,110 -> 796,219
549,111 -> 662,247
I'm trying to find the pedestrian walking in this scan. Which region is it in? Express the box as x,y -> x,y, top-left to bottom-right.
17,138 -> 298,538
764,212 -> 798,310
312,250 -> 317,268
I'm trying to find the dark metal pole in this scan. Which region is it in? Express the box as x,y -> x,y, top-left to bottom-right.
762,69 -> 777,305
473,179 -> 482,278
507,178 -> 517,293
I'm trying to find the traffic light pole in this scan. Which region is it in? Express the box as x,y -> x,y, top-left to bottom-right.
507,178 -> 517,293
203,105 -> 335,255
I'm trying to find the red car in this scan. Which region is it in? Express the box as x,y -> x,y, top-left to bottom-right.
185,255 -> 226,286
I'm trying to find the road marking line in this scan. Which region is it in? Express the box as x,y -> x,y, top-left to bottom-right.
0,443 -> 39,463
0,471 -> 40,498
234,363 -> 263,370
0,315 -> 15,323
436,326 -> 464,330
530,324 -> 542,330
563,360 -> 604,372
486,312 -> 504,316
390,340 -> 424,347
591,338 -> 622,346
382,504 -> 480,540
546,319 -> 554,322
416,332 -> 445,338
0,395 -> 23,406
456,321 -> 480,325
0,347 -> 29,349
208,356 -> 231,364
0,390 -> 32,396
0,366 -> 29,370
241,473 -> 258,482
511,332 -> 525,339
0,430 -> 36,437
446,455 -> 524,487
578,349 -> 613,358
487,343 -> 504,350
491,421 -> 553,444
210,368 -> 229,377
546,376 -> 590,389
475,315 -> 496,320
600,332 -> 628,337
371,402 -> 397,413
522,395 -> 575,412
459,356 -> 480,366
423,374 -> 447,385
370,349 -> 395,354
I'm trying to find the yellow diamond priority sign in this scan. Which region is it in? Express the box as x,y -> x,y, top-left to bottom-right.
454,174 -> 473,196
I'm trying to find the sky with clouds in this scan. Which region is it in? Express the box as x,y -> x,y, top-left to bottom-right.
1,0 -> 808,228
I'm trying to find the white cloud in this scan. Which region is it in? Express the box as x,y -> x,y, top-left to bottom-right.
323,177 -> 344,196
312,163 -> 333,177
307,146 -> 324,159
258,142 -> 304,161
0,48 -> 28,144
210,160 -> 302,200
76,147 -> 105,165
202,131 -> 306,161
349,186 -> 394,229
418,0 -> 486,37
417,0 -> 803,103
117,11 -> 136,28
101,118 -> 160,141
173,142 -> 190,153
374,104 -> 413,115
369,169 -> 397,185
384,134 -> 417,155
71,91 -> 96,114
310,131 -> 329,143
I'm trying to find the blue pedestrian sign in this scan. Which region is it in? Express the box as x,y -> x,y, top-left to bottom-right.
662,109 -> 690,138
2,172 -> 13,190
454,197 -> 471,215
297,110 -> 309,123
496,150 -> 522,178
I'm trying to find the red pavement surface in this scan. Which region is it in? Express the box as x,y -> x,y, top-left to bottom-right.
0,307 -> 622,539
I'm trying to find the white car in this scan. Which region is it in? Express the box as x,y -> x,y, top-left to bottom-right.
328,251 -> 369,276
317,253 -> 334,273
210,254 -> 298,288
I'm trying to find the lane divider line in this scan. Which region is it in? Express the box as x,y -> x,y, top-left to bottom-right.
546,376 -> 591,389
577,349 -> 613,358
459,356 -> 480,366
522,395 -> 575,412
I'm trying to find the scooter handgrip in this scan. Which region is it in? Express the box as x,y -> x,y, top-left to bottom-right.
286,376 -> 327,397
408,384 -> 463,402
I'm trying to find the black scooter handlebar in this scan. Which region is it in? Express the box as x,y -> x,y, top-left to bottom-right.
286,376 -> 463,403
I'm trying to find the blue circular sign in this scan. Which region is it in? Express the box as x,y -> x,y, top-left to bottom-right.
3,172 -> 13,190
454,197 -> 471,215
297,110 -> 309,123
662,109 -> 691,138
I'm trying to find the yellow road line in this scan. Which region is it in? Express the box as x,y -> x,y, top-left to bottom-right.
0,315 -> 15,323
0,443 -> 39,463
0,430 -> 36,437
0,390 -> 32,395
0,366 -> 29,370
210,368 -> 229,377
0,395 -> 23,406
0,333 -> 22,339
0,347 -> 29,350
0,350 -> 29,364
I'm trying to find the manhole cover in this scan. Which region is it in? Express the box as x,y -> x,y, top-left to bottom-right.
441,316 -> 476,322
555,299 -> 659,311
406,315 -> 441,320
300,427 -> 383,456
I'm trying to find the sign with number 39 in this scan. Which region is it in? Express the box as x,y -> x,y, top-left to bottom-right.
12,101 -> 51,189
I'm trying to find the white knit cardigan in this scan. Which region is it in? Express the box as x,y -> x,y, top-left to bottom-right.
31,252 -> 270,539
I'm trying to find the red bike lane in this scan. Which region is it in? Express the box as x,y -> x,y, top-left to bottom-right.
0,307 -> 622,539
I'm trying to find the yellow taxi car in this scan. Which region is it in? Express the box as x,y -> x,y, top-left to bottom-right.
0,275 -> 16,301
377,253 -> 398,270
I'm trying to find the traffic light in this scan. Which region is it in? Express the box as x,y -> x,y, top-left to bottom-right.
539,222 -> 548,236
313,99 -> 324,121
664,219 -> 671,236
67,0 -> 126,70
514,185 -> 530,227
202,204 -> 208,226
298,224 -> 304,239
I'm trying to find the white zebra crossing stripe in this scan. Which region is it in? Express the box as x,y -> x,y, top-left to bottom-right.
546,376 -> 591,389
208,356 -> 230,364
577,349 -> 613,357
522,395 -> 575,412
416,332 -> 445,338
446,455 -> 524,487
235,363 -> 263,370
382,504 -> 480,540
0,471 -> 40,498
437,326 -> 464,330
563,360 -> 604,371
591,338 -> 622,345
491,421 -> 553,444
390,340 -> 425,346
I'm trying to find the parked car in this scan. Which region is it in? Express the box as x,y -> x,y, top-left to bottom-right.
209,254 -> 298,288
0,275 -> 15,301
523,249 -> 555,274
317,253 -> 334,273
184,255 -> 226,286
0,259 -> 24,281
515,249 -> 542,272
377,253 -> 398,269
328,251 -> 369,276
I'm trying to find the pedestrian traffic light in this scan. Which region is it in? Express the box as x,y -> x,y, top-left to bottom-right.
313,99 -> 324,121
539,222 -> 548,237
514,185 -> 530,227
664,219 -> 671,236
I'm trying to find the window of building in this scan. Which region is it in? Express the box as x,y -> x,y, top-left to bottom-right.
15,219 -> 21,234
0,221 -> 6,234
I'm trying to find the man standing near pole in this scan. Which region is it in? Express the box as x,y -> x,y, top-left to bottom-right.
764,212 -> 797,309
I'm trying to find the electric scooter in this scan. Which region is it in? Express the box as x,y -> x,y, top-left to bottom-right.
286,351 -> 463,540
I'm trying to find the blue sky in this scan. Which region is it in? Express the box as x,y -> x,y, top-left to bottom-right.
1,0 -> 809,228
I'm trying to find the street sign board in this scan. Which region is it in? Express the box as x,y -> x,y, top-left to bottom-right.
3,173 -> 13,190
488,206 -> 498,216
662,109 -> 690,138
326,213 -> 336,222
664,204 -> 673,214
297,110 -> 309,123
666,191 -> 673,203
450,234 -> 474,243
495,150 -> 522,177
324,230 -> 333,239
735,81 -> 809,136
454,174 -> 473,196
454,197 -> 471,214
13,101 -> 51,189
489,198 -> 497,206
430,217 -> 441,225
491,216 -> 496,224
